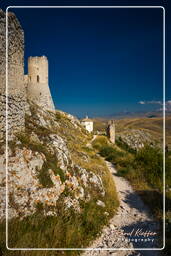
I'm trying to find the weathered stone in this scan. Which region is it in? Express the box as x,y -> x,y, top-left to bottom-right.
0,105 -> 107,220
116,129 -> 153,150
26,56 -> 55,110
0,9 -> 55,143
0,10 -> 26,142
96,200 -> 105,208
107,120 -> 115,144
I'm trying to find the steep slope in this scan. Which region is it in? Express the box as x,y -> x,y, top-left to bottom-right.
0,103 -> 118,252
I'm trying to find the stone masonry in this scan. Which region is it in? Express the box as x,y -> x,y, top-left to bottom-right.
0,9 -> 55,142
107,120 -> 115,144
0,10 -> 26,143
26,56 -> 55,110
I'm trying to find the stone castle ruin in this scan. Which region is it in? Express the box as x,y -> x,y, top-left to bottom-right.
107,120 -> 115,144
25,56 -> 54,110
0,9 -> 54,142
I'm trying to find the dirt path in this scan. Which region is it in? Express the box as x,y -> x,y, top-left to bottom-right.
82,161 -> 160,256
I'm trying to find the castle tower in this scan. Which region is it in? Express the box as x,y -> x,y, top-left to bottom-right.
26,56 -> 55,110
106,120 -> 115,144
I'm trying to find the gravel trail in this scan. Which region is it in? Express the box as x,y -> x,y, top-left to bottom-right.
82,161 -> 160,256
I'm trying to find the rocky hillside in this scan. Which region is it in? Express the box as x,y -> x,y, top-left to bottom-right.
93,116 -> 169,150
0,102 -> 118,252
116,129 -> 154,150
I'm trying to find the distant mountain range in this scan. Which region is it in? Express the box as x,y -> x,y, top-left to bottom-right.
93,110 -> 170,120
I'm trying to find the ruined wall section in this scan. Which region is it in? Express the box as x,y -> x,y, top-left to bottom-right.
27,56 -> 55,110
0,10 -> 6,92
0,10 -> 27,142
107,120 -> 115,144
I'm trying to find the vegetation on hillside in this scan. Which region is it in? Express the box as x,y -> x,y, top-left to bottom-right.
92,135 -> 171,254
0,104 -> 119,255
93,116 -> 171,150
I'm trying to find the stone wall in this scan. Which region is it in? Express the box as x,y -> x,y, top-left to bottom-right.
0,9 -> 55,143
26,56 -> 55,110
0,10 -> 27,142
107,120 -> 115,144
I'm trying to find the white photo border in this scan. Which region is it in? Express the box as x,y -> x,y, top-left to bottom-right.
5,5 -> 165,251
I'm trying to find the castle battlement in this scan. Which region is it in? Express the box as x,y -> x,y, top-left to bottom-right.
28,56 -> 48,84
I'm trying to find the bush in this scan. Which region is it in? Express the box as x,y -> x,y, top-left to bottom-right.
116,167 -> 130,177
99,146 -> 116,158
135,145 -> 163,189
55,112 -> 62,120
37,162 -> 54,188
116,137 -> 136,154
166,157 -> 171,187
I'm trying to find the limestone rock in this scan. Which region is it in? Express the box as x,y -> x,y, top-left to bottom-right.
96,200 -> 105,208
117,129 -> 153,150
0,104 -> 106,219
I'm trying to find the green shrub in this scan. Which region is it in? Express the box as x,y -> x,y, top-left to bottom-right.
135,145 -> 163,189
166,157 -> 171,187
116,137 -> 136,154
37,162 -> 54,188
55,112 -> 62,120
99,146 -> 116,158
53,166 -> 66,183
116,167 -> 129,176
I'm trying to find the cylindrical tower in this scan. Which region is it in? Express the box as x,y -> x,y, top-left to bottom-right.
28,56 -> 48,85
27,56 -> 54,110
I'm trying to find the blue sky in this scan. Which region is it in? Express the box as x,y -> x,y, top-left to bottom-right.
2,0 -> 170,117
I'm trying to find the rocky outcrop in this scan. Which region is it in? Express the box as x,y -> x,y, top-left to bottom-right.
0,104 -> 105,219
117,129 -> 153,150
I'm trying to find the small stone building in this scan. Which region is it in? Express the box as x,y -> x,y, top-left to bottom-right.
81,116 -> 93,132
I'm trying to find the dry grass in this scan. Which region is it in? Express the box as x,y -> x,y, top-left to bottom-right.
93,116 -> 171,149
0,106 -> 119,255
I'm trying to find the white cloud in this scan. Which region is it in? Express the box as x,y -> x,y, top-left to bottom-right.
139,101 -> 145,104
138,100 -> 171,111
138,100 -> 162,105
167,100 -> 171,105
149,100 -> 162,105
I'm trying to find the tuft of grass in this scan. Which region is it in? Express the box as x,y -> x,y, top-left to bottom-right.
92,135 -> 109,150
37,162 -> 54,188
55,112 -> 62,120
